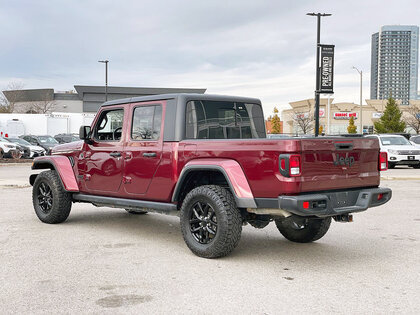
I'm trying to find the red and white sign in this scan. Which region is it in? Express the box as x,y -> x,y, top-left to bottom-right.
333,112 -> 358,120
295,109 -> 325,119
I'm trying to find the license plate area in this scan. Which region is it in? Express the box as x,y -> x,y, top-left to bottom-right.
329,190 -> 360,209
408,156 -> 415,160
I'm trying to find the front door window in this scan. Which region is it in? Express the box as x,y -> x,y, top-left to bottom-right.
94,109 -> 124,141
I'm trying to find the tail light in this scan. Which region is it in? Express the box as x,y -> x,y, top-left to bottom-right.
379,152 -> 388,171
289,155 -> 301,176
279,154 -> 302,177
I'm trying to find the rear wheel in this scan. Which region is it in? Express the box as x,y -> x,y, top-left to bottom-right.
180,185 -> 242,258
32,170 -> 72,224
275,216 -> 331,243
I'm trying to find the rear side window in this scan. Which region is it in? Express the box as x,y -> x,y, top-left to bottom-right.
186,100 -> 265,139
131,105 -> 162,140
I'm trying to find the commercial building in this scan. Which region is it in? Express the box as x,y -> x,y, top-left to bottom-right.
281,98 -> 420,135
2,85 -> 206,113
370,25 -> 419,105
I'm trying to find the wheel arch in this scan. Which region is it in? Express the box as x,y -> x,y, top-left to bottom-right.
30,156 -> 79,192
172,159 -> 256,208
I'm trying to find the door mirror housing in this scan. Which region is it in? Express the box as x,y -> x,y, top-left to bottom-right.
79,126 -> 93,143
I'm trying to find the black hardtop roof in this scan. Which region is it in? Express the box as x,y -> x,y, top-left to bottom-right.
101,93 -> 262,107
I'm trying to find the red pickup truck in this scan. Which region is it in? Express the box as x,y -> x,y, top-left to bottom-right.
30,94 -> 391,258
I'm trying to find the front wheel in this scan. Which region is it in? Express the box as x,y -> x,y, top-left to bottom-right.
32,170 -> 72,224
275,216 -> 331,243
180,185 -> 242,258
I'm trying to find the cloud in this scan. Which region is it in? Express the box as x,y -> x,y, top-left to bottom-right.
0,0 -> 419,117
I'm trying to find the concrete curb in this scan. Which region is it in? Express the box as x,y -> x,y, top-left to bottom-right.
381,176 -> 420,180
0,184 -> 31,188
0,163 -> 32,166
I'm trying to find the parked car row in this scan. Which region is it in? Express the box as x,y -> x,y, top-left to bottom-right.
0,133 -> 80,159
365,134 -> 420,169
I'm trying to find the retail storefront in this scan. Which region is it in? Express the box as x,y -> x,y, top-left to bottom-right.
281,98 -> 419,135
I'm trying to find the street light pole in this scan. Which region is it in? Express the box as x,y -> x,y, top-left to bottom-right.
98,60 -> 109,102
352,66 -> 363,134
307,13 -> 331,137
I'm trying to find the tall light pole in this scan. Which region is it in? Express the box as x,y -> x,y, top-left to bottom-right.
352,66 -> 363,134
98,60 -> 109,101
307,12 -> 331,137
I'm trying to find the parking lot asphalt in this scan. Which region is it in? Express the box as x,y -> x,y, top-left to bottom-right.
0,164 -> 420,314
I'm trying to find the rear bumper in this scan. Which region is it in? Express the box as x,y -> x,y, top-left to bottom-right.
254,187 -> 392,218
388,154 -> 420,164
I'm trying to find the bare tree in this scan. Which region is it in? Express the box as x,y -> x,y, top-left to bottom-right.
30,100 -> 56,114
292,109 -> 314,134
404,104 -> 420,134
0,82 -> 25,113
28,89 -> 56,114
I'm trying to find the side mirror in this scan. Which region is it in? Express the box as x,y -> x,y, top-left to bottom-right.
79,126 -> 93,144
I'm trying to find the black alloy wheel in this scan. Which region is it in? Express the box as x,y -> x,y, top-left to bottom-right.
189,201 -> 218,244
37,182 -> 53,214
32,170 -> 72,224
180,185 -> 242,258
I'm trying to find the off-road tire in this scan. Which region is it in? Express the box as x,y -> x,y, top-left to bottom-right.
32,170 -> 72,224
275,216 -> 331,243
180,185 -> 242,258
125,209 -> 148,215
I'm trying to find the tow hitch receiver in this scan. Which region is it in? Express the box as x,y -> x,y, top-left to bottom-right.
333,214 -> 353,223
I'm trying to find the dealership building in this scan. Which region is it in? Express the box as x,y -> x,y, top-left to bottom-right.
2,85 -> 206,114
281,98 -> 420,135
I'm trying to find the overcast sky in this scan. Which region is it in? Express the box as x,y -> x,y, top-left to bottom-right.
1,0 -> 420,116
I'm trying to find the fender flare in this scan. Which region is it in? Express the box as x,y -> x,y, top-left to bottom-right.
172,159 -> 256,208
30,156 -> 79,192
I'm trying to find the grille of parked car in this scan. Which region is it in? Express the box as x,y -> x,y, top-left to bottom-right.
398,150 -> 420,155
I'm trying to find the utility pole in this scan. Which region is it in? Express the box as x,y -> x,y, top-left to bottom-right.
352,66 -> 363,134
307,13 -> 331,137
98,60 -> 109,101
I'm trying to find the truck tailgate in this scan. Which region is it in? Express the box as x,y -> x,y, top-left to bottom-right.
299,137 -> 380,192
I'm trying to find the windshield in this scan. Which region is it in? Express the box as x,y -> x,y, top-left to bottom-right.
0,137 -> 11,143
9,138 -> 31,146
38,136 -> 59,144
380,136 -> 411,146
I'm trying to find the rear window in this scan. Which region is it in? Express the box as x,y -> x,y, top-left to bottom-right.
185,100 -> 265,139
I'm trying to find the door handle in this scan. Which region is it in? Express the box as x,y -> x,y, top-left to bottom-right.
142,152 -> 157,158
109,152 -> 122,157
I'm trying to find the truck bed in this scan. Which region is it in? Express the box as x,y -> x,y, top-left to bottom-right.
177,137 -> 381,198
